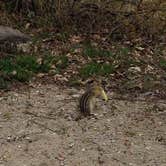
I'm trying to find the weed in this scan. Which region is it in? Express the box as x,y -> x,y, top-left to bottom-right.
39,55 -> 54,73
12,68 -> 33,82
0,53 -> 69,87
80,62 -> 115,78
55,55 -> 68,69
119,47 -> 130,56
113,47 -> 130,59
159,59 -> 166,70
16,55 -> 39,72
0,55 -> 39,82
55,32 -> 69,42
68,77 -> 82,86
83,42 -> 113,58
0,77 -> 8,89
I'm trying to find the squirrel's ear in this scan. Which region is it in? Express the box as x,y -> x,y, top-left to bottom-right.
85,78 -> 95,88
84,77 -> 102,89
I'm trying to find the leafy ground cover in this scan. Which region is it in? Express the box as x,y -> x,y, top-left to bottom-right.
0,33 -> 166,99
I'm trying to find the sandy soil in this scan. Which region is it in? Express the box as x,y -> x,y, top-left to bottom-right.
0,84 -> 166,166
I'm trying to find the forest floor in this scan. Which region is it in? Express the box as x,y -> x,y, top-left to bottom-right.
0,5 -> 166,165
0,32 -> 166,166
0,83 -> 166,166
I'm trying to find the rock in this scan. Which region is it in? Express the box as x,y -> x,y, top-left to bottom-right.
128,66 -> 141,73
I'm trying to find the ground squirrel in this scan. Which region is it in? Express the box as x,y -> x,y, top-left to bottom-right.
79,85 -> 108,116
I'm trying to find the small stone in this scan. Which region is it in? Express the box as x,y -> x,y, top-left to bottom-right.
138,133 -> 143,136
82,148 -> 85,151
69,143 -> 74,147
128,66 -> 141,73
145,146 -> 151,150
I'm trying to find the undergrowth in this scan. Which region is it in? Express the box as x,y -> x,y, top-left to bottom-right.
1,0 -> 165,40
83,42 -> 113,58
79,43 -> 131,78
159,59 -> 166,70
0,54 -> 68,89
80,62 -> 115,78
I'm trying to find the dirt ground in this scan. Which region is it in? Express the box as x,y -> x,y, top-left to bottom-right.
0,84 -> 166,166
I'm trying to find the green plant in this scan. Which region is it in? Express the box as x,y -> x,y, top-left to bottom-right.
55,32 -> 69,42
39,55 -> 54,73
13,67 -> 33,82
159,59 -> 166,70
80,62 -> 115,78
0,57 -> 15,74
0,53 -> 69,86
83,42 -> 113,58
101,63 -> 115,75
55,55 -> 68,69
0,77 -> 8,89
38,54 -> 68,73
114,47 -> 130,60
0,55 -> 39,82
16,55 -> 39,72
119,47 -> 130,56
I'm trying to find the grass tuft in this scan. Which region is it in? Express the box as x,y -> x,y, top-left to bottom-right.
83,42 -> 113,58
80,62 -> 115,78
55,55 -> 68,69
159,59 -> 166,70
0,54 -> 68,88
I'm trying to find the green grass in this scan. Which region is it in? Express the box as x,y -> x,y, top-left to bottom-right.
83,42 -> 113,58
82,42 -> 134,68
0,54 -> 68,88
0,77 -> 9,89
55,32 -> 70,42
80,62 -> 115,78
38,55 -> 54,73
80,44 -> 131,78
16,55 -> 39,72
159,59 -> 166,70
118,47 -> 130,56
55,55 -> 68,69
0,55 -> 38,82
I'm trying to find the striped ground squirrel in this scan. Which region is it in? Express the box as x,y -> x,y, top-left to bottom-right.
79,85 -> 108,116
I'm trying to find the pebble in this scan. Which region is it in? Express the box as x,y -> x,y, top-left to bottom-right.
82,148 -> 85,151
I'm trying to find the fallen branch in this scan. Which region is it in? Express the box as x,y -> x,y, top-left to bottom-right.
0,26 -> 30,43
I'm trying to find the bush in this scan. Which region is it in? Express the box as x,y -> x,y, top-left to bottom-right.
1,1 -> 165,40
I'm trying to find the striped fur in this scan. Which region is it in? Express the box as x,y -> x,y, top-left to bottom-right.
79,89 -> 93,116
79,85 -> 108,116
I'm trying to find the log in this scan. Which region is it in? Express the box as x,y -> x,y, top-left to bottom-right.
0,26 -> 30,43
